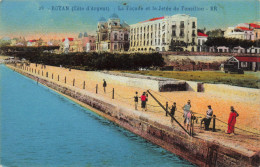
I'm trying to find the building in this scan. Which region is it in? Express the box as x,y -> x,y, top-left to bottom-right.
79,32 -> 96,52
129,14 -> 197,52
233,46 -> 245,53
247,46 -> 260,54
226,56 -> 260,71
60,38 -> 74,53
224,27 -> 254,40
27,39 -> 38,46
249,23 -> 260,40
96,13 -> 130,52
197,32 -> 208,52
224,22 -> 260,41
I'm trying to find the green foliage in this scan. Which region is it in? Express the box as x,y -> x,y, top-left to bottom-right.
0,46 -> 165,70
205,37 -> 259,49
121,71 -> 260,88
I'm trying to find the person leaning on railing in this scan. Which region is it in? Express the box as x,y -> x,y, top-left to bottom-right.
201,105 -> 213,130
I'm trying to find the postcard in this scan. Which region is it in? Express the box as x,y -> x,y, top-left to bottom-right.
0,0 -> 259,167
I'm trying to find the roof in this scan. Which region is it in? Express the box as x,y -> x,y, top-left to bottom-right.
249,23 -> 260,29
235,26 -> 253,31
197,32 -> 208,37
29,40 -> 37,42
98,17 -> 106,22
62,38 -> 74,42
139,16 -> 165,23
234,56 -> 260,62
109,13 -> 119,19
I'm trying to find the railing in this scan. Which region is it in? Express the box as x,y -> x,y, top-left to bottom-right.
147,90 -> 192,136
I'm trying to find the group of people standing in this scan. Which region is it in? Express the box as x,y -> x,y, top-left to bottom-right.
103,79 -> 239,135
134,92 -> 148,111
133,91 -> 239,134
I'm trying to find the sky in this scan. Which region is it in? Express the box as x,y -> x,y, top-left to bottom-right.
0,0 -> 259,40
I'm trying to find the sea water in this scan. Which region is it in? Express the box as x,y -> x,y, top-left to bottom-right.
0,65 -> 194,167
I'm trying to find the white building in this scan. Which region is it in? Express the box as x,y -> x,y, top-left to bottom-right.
197,32 -> 208,52
129,14 -> 197,52
224,27 -> 254,40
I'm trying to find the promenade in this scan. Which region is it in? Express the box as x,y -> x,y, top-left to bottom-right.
7,63 -> 260,166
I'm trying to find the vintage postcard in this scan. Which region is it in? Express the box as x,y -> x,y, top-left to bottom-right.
0,0 -> 259,166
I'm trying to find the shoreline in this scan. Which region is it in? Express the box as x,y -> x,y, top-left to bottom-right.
7,64 -> 260,167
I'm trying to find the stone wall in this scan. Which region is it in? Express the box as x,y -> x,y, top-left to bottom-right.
86,71 -> 186,92
186,80 -> 260,101
9,65 -> 259,167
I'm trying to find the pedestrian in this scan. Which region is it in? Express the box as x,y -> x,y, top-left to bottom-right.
182,100 -> 191,125
134,92 -> 139,110
201,105 -> 213,130
145,93 -> 149,111
170,102 -> 177,123
186,110 -> 192,130
227,106 -> 239,134
103,79 -> 107,93
141,92 -> 147,111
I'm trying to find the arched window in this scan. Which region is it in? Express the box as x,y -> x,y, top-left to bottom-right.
114,33 -> 118,40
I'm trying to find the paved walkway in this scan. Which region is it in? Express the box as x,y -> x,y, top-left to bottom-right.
11,63 -> 260,154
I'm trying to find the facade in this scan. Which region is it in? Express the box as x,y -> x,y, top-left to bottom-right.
82,35 -> 96,52
96,14 -> 130,52
27,40 -> 38,46
197,32 -> 208,52
247,46 -> 260,54
60,38 -> 74,53
129,14 -> 197,52
224,27 -> 254,40
233,46 -> 245,53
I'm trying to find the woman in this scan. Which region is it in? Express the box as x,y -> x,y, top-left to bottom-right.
227,106 -> 239,134
186,110 -> 192,130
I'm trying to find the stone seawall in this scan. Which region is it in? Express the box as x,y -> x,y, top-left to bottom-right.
10,66 -> 260,167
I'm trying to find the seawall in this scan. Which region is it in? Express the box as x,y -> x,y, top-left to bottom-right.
9,65 -> 260,167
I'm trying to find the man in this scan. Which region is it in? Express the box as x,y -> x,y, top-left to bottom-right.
140,92 -> 147,111
134,92 -> 139,110
201,105 -> 213,130
227,106 -> 239,134
182,100 -> 191,125
170,102 -> 177,123
103,79 -> 107,93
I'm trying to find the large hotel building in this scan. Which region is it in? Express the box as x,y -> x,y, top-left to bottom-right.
129,14 -> 197,52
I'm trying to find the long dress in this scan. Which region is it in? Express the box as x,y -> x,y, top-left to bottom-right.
227,111 -> 237,134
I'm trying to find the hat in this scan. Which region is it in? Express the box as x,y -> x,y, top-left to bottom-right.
208,105 -> 211,108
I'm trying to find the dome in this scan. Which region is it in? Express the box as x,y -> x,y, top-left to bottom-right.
109,13 -> 119,19
98,17 -> 106,22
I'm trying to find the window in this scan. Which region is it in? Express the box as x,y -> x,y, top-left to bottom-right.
124,34 -> 128,41
114,33 -> 118,40
192,30 -> 196,37
180,21 -> 184,28
172,30 -> 176,37
192,22 -> 196,28
114,45 -> 117,50
180,29 -> 184,37
241,62 -> 247,67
